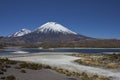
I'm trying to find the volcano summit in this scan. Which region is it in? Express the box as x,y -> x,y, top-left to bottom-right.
21,22 -> 89,43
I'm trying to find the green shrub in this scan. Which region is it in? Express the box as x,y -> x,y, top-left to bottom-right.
1,76 -> 5,79
0,71 -> 4,75
19,62 -> 42,70
4,75 -> 16,80
20,69 -> 26,73
1,68 -> 7,72
19,62 -> 28,68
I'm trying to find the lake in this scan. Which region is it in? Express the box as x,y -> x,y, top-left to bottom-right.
0,48 -> 120,55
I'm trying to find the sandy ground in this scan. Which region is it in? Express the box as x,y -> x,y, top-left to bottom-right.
0,68 -> 81,80
0,63 -> 81,80
9,52 -> 120,80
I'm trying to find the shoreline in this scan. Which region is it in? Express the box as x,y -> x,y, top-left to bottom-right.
6,52 -> 120,80
4,47 -> 120,50
38,47 -> 120,50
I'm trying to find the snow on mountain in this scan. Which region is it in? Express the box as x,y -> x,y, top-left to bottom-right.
3,22 -> 90,44
8,29 -> 31,37
34,22 -> 77,34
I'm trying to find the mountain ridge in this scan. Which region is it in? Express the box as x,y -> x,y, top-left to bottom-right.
0,22 -> 119,48
8,22 -> 78,37
1,22 -> 90,45
8,28 -> 31,37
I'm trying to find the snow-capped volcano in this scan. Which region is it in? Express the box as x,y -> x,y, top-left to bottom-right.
5,22 -> 90,45
8,28 -> 31,37
34,22 -> 77,34
20,22 -> 89,42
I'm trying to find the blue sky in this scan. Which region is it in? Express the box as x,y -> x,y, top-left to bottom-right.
0,0 -> 120,39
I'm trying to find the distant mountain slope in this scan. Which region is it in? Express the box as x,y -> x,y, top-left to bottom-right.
8,29 -> 31,37
21,22 -> 90,43
0,22 -> 120,48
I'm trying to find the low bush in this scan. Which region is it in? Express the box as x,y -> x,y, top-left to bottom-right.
20,69 -> 26,73
4,75 -> 16,80
1,68 -> 7,72
74,53 -> 120,68
19,62 -> 42,70
0,71 -> 4,75
1,76 -> 5,79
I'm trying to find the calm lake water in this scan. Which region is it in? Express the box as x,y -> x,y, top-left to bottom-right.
0,48 -> 120,55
